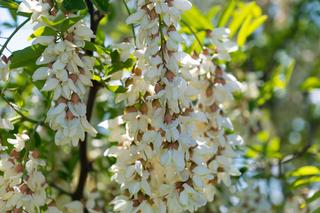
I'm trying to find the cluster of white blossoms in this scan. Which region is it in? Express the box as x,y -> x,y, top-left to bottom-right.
107,0 -> 243,212
191,27 -> 244,189
0,133 -> 49,212
19,0 -> 97,146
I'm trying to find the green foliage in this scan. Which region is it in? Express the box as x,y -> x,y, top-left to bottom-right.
9,45 -> 45,69
0,0 -> 18,10
92,0 -> 110,14
62,0 -> 87,12
290,166 -> 320,177
41,14 -> 86,32
257,60 -> 295,106
301,77 -> 320,91
28,26 -> 56,40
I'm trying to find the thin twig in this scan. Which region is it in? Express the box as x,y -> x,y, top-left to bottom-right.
181,19 -> 203,48
0,93 -> 46,126
0,17 -> 30,56
281,121 -> 317,165
122,0 -> 137,46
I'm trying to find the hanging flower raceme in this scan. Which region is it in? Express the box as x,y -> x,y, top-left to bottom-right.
19,0 -> 97,146
106,0 -> 244,212
0,133 -> 50,212
188,27 -> 244,194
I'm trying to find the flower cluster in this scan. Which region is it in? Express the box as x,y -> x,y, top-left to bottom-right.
190,28 -> 244,190
107,1 -> 242,212
0,133 -> 48,212
20,0 -> 97,146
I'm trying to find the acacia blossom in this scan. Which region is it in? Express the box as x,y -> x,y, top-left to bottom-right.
0,133 -> 49,212
107,0 -> 242,212
20,0 -> 97,146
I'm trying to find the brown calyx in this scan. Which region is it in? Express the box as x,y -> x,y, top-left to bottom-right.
64,33 -> 74,42
133,67 -> 142,76
203,48 -> 210,56
164,111 -> 173,124
155,83 -> 164,94
168,25 -> 176,32
71,93 -> 80,104
149,8 -> 157,20
206,86 -> 213,97
152,99 -> 161,109
210,103 -> 219,112
15,164 -> 24,173
66,110 -> 75,120
69,74 -> 78,83
10,150 -> 20,159
32,150 -> 40,159
165,70 -> 175,81
125,106 -> 137,113
1,55 -> 8,63
58,97 -> 68,104
140,103 -> 148,115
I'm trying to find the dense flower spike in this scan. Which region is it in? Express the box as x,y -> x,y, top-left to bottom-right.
20,0 -> 97,146
108,1 -> 242,212
0,133 -> 48,212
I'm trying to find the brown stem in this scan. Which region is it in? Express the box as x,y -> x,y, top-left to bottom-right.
72,0 -> 103,202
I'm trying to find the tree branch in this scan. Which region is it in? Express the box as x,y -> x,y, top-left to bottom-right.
0,17 -> 30,56
280,120 -> 318,165
122,0 -> 137,45
181,19 -> 203,48
72,0 -> 103,202
0,92 -> 46,126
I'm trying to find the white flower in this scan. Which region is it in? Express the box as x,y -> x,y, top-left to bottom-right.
209,28 -> 238,61
7,133 -> 29,152
0,118 -> 14,130
172,0 -> 192,11
64,201 -> 84,213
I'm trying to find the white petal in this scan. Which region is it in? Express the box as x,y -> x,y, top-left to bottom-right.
42,78 -> 59,91
173,0 -> 192,11
33,67 -> 49,81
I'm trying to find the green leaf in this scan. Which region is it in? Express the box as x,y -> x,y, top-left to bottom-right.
247,15 -> 268,35
237,14 -> 252,47
62,0 -> 87,12
28,26 -> 56,40
206,6 -> 221,19
96,16 -> 108,45
301,77 -> 320,91
182,6 -> 213,31
218,0 -> 237,27
266,137 -> 282,159
313,207 -> 320,213
41,14 -> 85,32
92,0 -> 110,14
9,45 -> 46,69
83,41 -> 106,54
290,166 -> 320,177
292,176 -> 320,188
107,84 -> 126,93
0,0 -> 18,10
307,191 -> 320,203
229,2 -> 256,37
